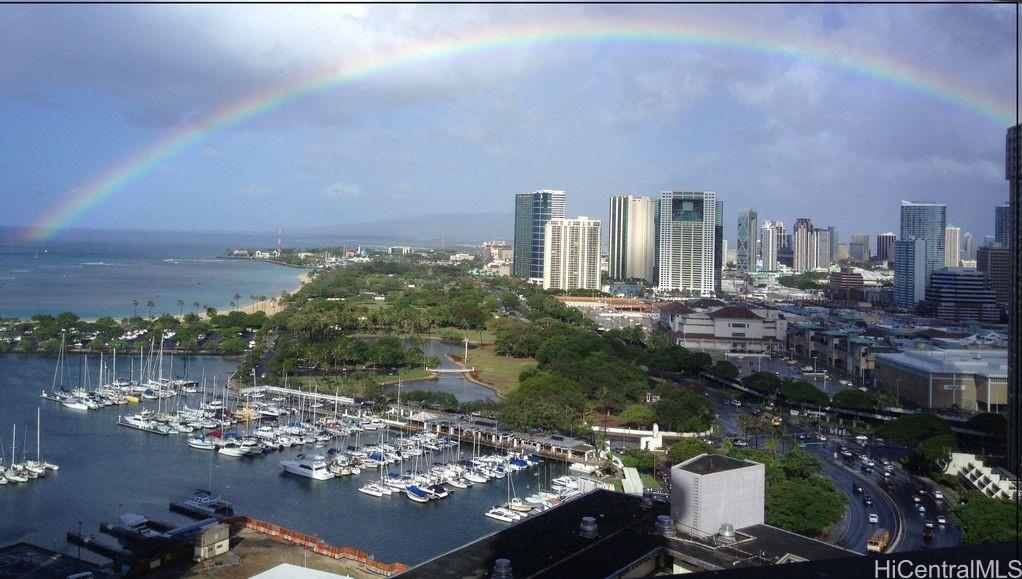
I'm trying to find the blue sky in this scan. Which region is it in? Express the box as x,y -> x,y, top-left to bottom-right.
0,4 -> 1014,244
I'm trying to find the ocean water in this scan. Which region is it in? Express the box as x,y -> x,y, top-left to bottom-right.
0,228 -> 314,319
0,354 -> 562,566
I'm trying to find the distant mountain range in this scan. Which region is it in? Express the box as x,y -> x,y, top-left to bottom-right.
299,212 -> 514,247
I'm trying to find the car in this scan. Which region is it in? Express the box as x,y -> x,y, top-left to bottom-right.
861,465 -> 872,474
934,491 -> 944,500
918,505 -> 926,513
863,496 -> 873,507
883,470 -> 891,478
937,515 -> 947,525
868,513 -> 879,524
918,487 -> 928,496
912,495 -> 921,503
853,484 -> 863,494
817,434 -> 827,441
924,520 -> 934,529
730,399 -> 743,407
733,439 -> 749,447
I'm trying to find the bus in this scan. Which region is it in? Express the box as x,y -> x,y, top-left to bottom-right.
866,529 -> 890,553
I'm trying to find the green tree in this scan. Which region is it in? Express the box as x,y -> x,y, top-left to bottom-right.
780,447 -> 823,479
653,387 -> 714,432
953,491 -> 1022,544
876,413 -> 951,446
919,433 -> 958,466
832,389 -> 879,412
707,360 -> 739,382
778,380 -> 829,406
742,371 -> 782,395
618,405 -> 654,428
667,438 -> 716,464
766,479 -> 847,537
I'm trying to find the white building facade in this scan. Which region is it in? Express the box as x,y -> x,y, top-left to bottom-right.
657,191 -> 718,296
543,217 -> 602,291
608,195 -> 656,283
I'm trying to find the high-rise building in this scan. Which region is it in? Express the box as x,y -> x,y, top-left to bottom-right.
542,217 -> 601,291
814,227 -> 832,268
850,233 -> 870,264
714,200 -> 724,291
1005,123 -> 1020,474
921,268 -> 1000,323
760,220 -> 782,271
608,195 -> 656,283
736,209 -> 758,276
995,204 -> 1011,247
876,232 -> 897,262
657,191 -> 718,296
893,238 -> 927,310
900,200 -> 947,281
944,225 -> 961,268
512,190 -> 565,281
963,232 -> 975,261
835,242 -> 850,262
828,226 -> 839,265
977,245 -> 1011,308
793,218 -> 815,272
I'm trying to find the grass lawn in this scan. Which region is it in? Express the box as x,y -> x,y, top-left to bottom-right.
451,344 -> 536,397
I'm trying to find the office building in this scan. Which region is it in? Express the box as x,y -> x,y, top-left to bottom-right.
977,245 -> 1011,308
792,218 -> 815,272
828,268 -> 864,304
835,242 -> 849,262
759,220 -> 781,271
542,217 -> 601,291
657,191 -> 718,296
921,268 -> 1000,323
659,302 -> 787,354
900,200 -> 947,280
849,234 -> 870,264
995,204 -> 1011,247
893,237 -> 927,310
944,225 -> 961,268
512,190 -> 565,281
963,232 -> 975,261
876,232 -> 897,262
608,195 -> 656,283
735,209 -> 757,276
814,227 -> 832,268
828,226 -> 839,265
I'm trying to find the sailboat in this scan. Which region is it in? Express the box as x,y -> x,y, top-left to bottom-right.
25,407 -> 57,473
4,426 -> 30,483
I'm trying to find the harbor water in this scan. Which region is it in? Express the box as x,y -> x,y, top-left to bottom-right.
0,354 -> 564,566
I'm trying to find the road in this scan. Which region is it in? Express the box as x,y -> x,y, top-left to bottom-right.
727,355 -> 857,396
702,386 -> 960,554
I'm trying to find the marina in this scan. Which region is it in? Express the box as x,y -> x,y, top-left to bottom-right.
0,353 -> 576,566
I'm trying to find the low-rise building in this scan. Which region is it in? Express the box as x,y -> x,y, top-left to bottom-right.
943,453 -> 1019,502
659,302 -> 786,354
873,348 -> 1008,412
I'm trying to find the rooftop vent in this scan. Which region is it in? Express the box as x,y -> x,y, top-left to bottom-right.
717,523 -> 736,544
492,558 -> 513,579
655,515 -> 673,536
579,516 -> 599,539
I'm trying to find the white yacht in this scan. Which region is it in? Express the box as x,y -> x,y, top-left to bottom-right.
358,482 -> 388,497
280,454 -> 335,480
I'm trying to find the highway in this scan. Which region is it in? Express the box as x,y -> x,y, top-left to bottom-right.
701,385 -> 961,554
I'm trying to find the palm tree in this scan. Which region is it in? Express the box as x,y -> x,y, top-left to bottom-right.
192,301 -> 200,314
176,299 -> 185,316
145,298 -> 155,320
132,298 -> 140,318
233,293 -> 242,308
763,436 -> 781,458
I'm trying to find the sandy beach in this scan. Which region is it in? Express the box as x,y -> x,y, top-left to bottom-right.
226,271 -> 312,316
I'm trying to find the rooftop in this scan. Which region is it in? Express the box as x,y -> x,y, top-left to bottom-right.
677,454 -> 758,475
399,490 -> 852,579
875,348 -> 1007,378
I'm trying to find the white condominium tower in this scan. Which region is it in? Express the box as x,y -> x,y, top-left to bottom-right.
543,217 -> 602,291
608,195 -> 656,283
945,225 -> 961,268
657,191 -> 718,296
760,220 -> 783,271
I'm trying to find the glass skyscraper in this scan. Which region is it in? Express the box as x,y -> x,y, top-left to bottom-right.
899,200 -> 947,282
512,190 -> 565,280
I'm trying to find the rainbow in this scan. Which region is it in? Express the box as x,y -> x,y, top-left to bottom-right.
24,17 -> 1013,241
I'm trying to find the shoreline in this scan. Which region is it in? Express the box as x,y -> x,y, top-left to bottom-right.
222,270 -> 313,317
444,352 -> 504,399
